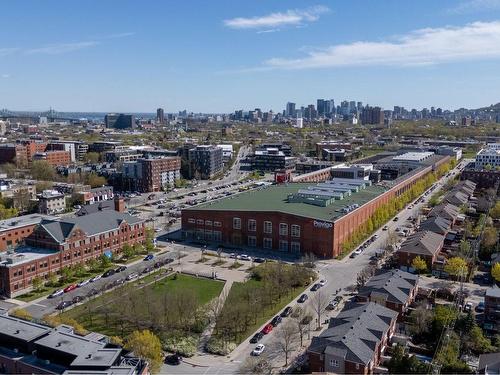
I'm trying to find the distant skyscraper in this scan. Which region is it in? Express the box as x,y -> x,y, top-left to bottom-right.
317,99 -> 326,117
286,102 -> 296,117
360,106 -> 384,125
349,101 -> 356,113
156,108 -> 165,124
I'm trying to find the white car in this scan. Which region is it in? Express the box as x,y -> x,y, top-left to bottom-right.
126,272 -> 139,281
90,275 -> 101,282
252,344 -> 265,356
77,279 -> 90,287
49,289 -> 64,298
319,279 -> 327,287
240,254 -> 252,261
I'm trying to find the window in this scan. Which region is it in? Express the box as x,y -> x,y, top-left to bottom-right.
196,219 -> 204,225
188,218 -> 195,224
248,236 -> 256,247
355,364 -> 360,370
279,223 -> 288,236
263,237 -> 272,249
233,217 -> 241,230
214,221 -> 222,227
205,220 -> 212,226
213,231 -> 222,242
263,221 -> 272,234
291,241 -> 301,253
279,240 -> 288,252
330,359 -> 339,367
248,219 -> 256,232
291,225 -> 300,238
204,230 -> 213,240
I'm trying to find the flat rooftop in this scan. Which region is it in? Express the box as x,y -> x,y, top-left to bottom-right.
189,183 -> 387,222
0,246 -> 59,267
0,314 -> 51,342
0,213 -> 57,232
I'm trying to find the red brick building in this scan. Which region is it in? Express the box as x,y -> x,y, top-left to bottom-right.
33,150 -> 71,166
0,203 -> 144,297
0,140 -> 70,166
0,214 -> 56,252
123,157 -> 181,192
182,162 -> 444,258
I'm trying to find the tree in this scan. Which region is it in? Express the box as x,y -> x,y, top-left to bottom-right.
122,244 -> 135,259
409,304 -> 433,336
125,330 -> 163,374
86,258 -> 100,272
444,257 -> 468,280
99,254 -> 112,269
272,320 -> 298,366
385,229 -> 399,250
463,325 -> 494,354
490,201 -> 500,220
84,152 -> 100,164
13,188 -> 32,212
30,160 -> 56,181
144,229 -> 155,253
85,173 -> 107,188
411,256 -> 428,274
387,345 -> 427,374
292,306 -> 312,347
10,308 -> 32,321
47,272 -> 58,287
482,226 -> 498,249
60,266 -> 74,282
311,289 -> 329,330
492,263 -> 500,283
238,356 -> 273,375
31,276 -> 44,292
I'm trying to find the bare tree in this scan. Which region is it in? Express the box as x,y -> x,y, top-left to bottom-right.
311,289 -> 329,330
356,265 -> 376,290
271,320 -> 299,367
292,306 -> 313,347
385,229 -> 399,250
238,355 -> 273,375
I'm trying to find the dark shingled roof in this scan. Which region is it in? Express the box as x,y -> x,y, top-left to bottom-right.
308,302 -> 397,365
397,230 -> 445,257
40,211 -> 143,244
419,216 -> 452,235
358,269 -> 418,305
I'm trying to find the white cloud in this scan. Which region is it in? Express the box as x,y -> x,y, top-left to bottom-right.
25,41 -> 99,55
261,21 -> 500,70
223,5 -> 329,30
1,74 -> 10,78
449,0 -> 500,13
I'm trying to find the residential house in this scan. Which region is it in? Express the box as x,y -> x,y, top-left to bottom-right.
396,230 -> 445,271
307,302 -> 398,374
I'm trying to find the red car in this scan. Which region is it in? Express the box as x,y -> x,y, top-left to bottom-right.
261,323 -> 273,334
63,284 -> 77,293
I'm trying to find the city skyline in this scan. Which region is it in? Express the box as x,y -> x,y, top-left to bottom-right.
1,0 -> 500,112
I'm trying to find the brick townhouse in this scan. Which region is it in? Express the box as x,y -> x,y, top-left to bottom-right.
307,302 -> 398,374
0,205 -> 145,297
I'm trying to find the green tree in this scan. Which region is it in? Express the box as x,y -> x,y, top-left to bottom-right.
433,305 -> 458,332
85,173 -> 107,188
490,201 -> 500,220
492,262 -> 500,283
47,272 -> 58,287
411,256 -> 428,274
122,244 -> 135,259
387,345 -> 427,374
30,160 -> 56,181
482,226 -> 498,249
84,152 -> 100,164
125,330 -> 163,374
99,254 -> 112,269
31,276 -> 44,292
444,257 -> 468,280
86,258 -> 100,272
60,266 -> 74,282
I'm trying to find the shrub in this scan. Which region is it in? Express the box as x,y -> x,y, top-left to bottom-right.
162,334 -> 198,357
206,337 -> 237,356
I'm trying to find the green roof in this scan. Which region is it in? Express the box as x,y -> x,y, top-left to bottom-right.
189,183 -> 388,222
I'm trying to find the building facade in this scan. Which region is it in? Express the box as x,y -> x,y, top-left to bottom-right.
38,190 -> 66,215
188,145 -> 223,179
123,157 -> 181,192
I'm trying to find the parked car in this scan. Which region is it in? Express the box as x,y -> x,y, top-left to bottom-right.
250,332 -> 264,343
393,217 -> 399,222
271,315 -> 282,327
49,289 -> 64,298
115,265 -> 127,273
72,295 -> 84,304
90,275 -> 101,282
77,279 -> 90,287
164,354 -> 182,365
254,257 -> 265,263
261,324 -> 273,334
142,267 -> 152,274
252,344 -> 266,356
298,294 -> 308,303
126,272 -> 139,281
144,254 -> 154,261
56,300 -> 72,310
63,284 -> 77,293
311,283 -> 321,291
319,279 -> 327,287
326,300 -> 339,310
240,254 -> 252,261
102,269 -> 115,278
281,306 -> 293,317
382,225 -> 388,231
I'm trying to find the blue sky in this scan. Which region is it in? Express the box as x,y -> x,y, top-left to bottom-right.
1,0 -> 500,113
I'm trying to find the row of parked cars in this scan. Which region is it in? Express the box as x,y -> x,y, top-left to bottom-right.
350,234 -> 379,258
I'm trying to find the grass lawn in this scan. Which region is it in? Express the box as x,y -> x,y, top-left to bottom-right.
223,277 -> 311,345
60,274 -> 224,337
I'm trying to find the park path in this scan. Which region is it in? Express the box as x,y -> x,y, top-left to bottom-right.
196,279 -> 234,353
